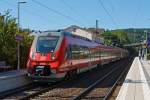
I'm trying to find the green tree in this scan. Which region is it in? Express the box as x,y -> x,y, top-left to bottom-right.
102,30 -> 130,46
0,11 -> 33,69
112,30 -> 130,44
102,30 -> 117,45
102,31 -> 112,45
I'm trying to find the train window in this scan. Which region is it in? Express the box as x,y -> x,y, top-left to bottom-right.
66,45 -> 72,60
102,49 -> 107,57
71,45 -> 80,60
100,49 -> 103,57
80,46 -> 89,59
95,49 -> 100,58
36,36 -> 59,53
71,45 -> 90,60
90,48 -> 95,60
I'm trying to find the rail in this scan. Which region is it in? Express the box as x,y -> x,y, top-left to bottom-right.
73,57 -> 133,100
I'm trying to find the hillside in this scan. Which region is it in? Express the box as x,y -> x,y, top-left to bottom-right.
113,28 -> 150,43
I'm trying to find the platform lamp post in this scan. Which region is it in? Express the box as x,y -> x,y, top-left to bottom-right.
17,1 -> 26,70
144,30 -> 148,60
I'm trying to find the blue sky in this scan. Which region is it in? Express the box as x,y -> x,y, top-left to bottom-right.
0,0 -> 150,30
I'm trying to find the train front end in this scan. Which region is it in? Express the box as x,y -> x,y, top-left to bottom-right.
27,32 -> 65,82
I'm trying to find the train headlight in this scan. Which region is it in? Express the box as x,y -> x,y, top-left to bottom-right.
51,53 -> 55,60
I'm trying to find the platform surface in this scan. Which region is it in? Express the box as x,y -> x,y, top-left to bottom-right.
116,57 -> 150,100
0,69 -> 32,95
0,69 -> 27,79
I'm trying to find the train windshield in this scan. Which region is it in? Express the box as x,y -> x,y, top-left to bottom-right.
36,36 -> 59,53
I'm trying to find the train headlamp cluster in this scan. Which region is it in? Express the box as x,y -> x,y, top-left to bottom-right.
51,53 -> 56,60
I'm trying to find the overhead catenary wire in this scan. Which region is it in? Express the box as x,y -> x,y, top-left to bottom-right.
59,0 -> 75,13
106,0 -> 122,28
107,0 -> 114,12
32,0 -> 82,25
58,0 -> 89,25
98,0 -> 118,28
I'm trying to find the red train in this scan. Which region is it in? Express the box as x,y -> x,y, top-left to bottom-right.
27,31 -> 128,82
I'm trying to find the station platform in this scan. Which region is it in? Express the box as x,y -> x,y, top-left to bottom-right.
116,57 -> 150,100
0,69 -> 32,96
0,69 -> 26,78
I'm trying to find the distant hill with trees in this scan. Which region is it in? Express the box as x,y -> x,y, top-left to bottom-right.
102,28 -> 150,46
123,28 -> 150,43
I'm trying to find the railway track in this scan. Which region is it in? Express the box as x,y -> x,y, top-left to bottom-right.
3,57 -> 133,100
76,57 -> 133,100
31,58 -> 132,100
1,83 -> 49,99
2,78 -> 75,100
73,65 -> 119,100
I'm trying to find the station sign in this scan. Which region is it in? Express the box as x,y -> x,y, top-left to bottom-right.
15,35 -> 24,41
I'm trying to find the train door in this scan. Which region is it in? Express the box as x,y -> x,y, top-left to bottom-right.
66,45 -> 72,67
89,48 -> 92,67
